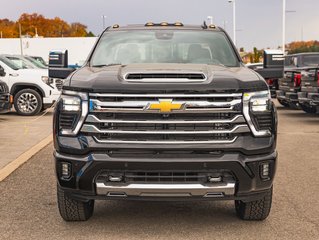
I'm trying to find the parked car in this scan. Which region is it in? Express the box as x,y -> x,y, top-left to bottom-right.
276,52 -> 319,108
51,22 -> 279,221
2,54 -> 46,69
0,75 -> 11,113
298,67 -> 319,113
0,55 -> 62,115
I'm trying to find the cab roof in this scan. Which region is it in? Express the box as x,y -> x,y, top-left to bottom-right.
106,23 -> 222,32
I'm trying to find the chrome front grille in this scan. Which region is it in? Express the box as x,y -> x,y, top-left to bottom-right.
81,93 -> 249,144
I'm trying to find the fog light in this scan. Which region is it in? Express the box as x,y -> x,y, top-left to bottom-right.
61,162 -> 71,178
261,163 -> 270,179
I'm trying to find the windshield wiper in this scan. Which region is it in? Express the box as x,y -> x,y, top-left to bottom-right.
91,63 -> 122,67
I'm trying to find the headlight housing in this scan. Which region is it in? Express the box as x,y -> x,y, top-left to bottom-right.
41,76 -> 53,85
243,90 -> 273,137
58,91 -> 88,136
61,95 -> 81,112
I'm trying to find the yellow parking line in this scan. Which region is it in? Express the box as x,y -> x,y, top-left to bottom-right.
0,134 -> 52,182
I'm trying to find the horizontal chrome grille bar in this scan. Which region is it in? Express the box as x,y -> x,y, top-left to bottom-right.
85,114 -> 246,124
81,124 -> 250,134
91,107 -> 238,113
89,93 -> 243,98
90,99 -> 242,108
92,136 -> 238,144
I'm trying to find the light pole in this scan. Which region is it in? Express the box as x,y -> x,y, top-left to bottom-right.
228,0 -> 236,46
207,16 -> 214,25
282,0 -> 286,54
282,0 -> 296,54
102,15 -> 107,30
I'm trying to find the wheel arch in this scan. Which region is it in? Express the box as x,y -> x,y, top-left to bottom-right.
11,83 -> 45,98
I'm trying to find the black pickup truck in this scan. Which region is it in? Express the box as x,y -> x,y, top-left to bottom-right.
51,22 -> 279,221
298,67 -> 319,113
0,67 -> 11,113
276,53 -> 319,108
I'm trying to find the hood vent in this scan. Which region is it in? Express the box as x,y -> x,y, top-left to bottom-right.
124,73 -> 207,83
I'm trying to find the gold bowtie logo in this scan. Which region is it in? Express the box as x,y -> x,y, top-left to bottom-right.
148,100 -> 182,113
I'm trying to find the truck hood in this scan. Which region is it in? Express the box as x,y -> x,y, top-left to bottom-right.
66,64 -> 267,93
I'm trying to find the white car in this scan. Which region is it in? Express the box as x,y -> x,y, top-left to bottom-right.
0,55 -> 62,115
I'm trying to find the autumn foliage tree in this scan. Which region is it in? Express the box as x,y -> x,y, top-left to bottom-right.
0,13 -> 94,38
287,41 -> 319,54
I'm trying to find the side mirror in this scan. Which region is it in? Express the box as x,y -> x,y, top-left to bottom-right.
0,66 -> 6,77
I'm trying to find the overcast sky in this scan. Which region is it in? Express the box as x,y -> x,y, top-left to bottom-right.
1,0 -> 318,51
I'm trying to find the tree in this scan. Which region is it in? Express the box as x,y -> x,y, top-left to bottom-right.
0,13 -> 91,38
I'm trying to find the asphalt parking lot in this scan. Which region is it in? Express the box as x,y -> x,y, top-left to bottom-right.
0,101 -> 318,240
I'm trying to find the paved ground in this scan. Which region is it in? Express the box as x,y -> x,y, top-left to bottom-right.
0,102 -> 318,240
0,109 -> 53,169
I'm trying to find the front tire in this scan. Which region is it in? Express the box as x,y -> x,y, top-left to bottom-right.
235,187 -> 273,221
57,185 -> 94,221
14,89 -> 42,116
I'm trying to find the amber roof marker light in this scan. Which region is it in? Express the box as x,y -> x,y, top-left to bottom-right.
145,22 -> 155,27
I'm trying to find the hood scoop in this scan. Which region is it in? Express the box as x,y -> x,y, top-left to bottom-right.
120,64 -> 210,83
125,72 -> 207,83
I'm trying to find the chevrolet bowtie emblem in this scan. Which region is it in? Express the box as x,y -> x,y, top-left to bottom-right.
148,100 -> 182,113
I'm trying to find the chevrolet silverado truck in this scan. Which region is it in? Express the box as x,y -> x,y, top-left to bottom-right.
276,52 -> 319,108
52,22 -> 278,221
0,55 -> 62,115
298,67 -> 319,113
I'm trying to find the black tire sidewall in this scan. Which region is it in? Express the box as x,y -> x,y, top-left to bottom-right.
14,89 -> 43,116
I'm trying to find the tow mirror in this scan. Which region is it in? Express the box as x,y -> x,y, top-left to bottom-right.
48,50 -> 75,79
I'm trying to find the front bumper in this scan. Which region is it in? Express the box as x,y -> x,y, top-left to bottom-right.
55,150 -> 277,202
276,90 -> 299,104
43,88 -> 61,106
0,93 -> 12,113
298,92 -> 319,106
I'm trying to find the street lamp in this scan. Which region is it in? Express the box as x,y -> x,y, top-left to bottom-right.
228,0 -> 236,46
282,0 -> 297,54
207,16 -> 214,25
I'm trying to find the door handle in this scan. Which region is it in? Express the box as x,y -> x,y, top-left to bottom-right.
9,73 -> 19,77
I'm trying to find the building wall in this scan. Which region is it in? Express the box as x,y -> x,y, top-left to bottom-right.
0,37 -> 98,65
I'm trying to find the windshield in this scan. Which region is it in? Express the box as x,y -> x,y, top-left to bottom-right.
6,56 -> 35,69
25,56 -> 47,69
0,57 -> 21,70
90,30 -> 239,67
301,55 -> 319,67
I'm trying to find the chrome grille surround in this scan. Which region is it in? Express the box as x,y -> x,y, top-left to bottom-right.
80,92 -> 250,145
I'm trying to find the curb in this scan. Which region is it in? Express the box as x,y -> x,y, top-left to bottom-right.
0,134 -> 52,182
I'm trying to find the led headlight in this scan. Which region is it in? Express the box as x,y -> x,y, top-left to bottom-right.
243,90 -> 272,137
244,90 -> 271,112
61,95 -> 81,112
58,90 -> 88,136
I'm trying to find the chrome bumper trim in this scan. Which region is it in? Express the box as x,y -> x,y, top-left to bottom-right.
96,182 -> 236,197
